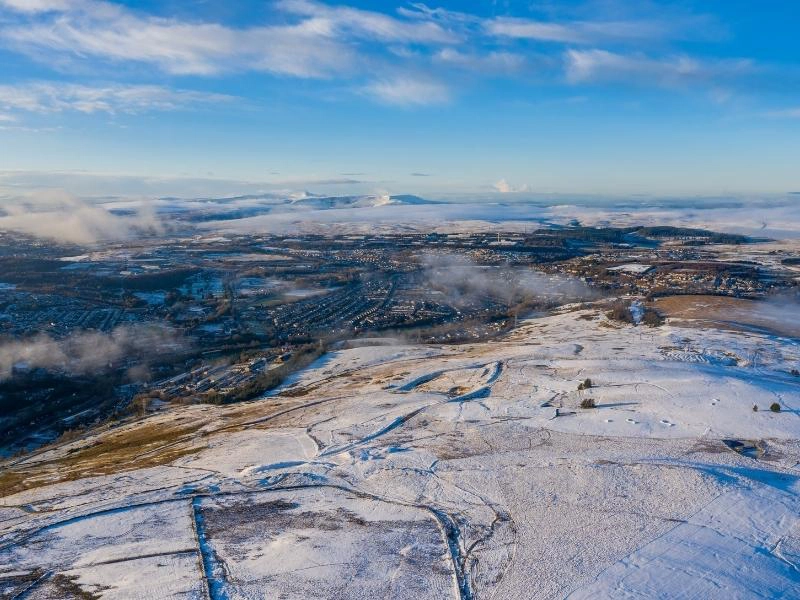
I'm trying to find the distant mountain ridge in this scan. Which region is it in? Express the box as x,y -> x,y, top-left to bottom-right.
289,193 -> 439,209
163,192 -> 439,209
166,192 -> 441,222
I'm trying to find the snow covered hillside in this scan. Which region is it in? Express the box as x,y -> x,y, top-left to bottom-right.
1,306 -> 799,599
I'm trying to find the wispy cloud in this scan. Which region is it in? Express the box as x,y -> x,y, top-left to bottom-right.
0,0 -> 783,111
433,48 -> 526,75
277,0 -> 456,44
364,76 -> 450,106
486,17 -> 668,45
0,0 -> 74,13
565,49 -> 754,88
1,0 -> 356,77
764,107 -> 800,119
0,0 -> 451,79
0,82 -> 231,115
396,3 -> 481,27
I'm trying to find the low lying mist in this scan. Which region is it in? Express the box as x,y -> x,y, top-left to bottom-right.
0,190 -> 162,245
0,324 -> 187,381
419,253 -> 597,308
756,290 -> 800,337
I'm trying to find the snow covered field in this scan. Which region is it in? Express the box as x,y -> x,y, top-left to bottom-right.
1,305 -> 799,599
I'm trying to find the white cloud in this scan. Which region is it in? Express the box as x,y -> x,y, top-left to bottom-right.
277,0 -> 457,44
493,178 -> 530,193
434,48 -> 525,75
0,0 -> 774,110
764,107 -> 800,119
486,17 -> 673,45
0,82 -> 231,114
494,178 -> 512,193
0,0 -> 451,78
0,0 -> 74,13
365,76 -> 450,106
565,49 -> 754,87
487,18 -> 589,44
397,4 -> 480,26
0,0 -> 357,77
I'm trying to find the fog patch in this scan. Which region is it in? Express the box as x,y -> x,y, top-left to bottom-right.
0,324 -> 186,381
418,253 -> 596,307
546,197 -> 800,239
755,291 -> 800,335
0,190 -> 162,244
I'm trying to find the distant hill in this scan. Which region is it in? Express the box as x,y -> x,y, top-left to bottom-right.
289,194 -> 439,209
165,192 -> 441,222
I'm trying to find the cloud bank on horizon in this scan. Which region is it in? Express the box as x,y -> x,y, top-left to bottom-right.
0,0 -> 799,197
2,187 -> 800,245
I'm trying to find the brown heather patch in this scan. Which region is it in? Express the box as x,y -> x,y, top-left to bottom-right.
0,420 -> 203,497
655,294 -> 800,337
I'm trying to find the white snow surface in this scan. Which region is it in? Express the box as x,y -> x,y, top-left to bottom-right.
1,308 -> 799,598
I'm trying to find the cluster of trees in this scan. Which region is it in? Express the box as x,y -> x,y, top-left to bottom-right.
607,302 -> 635,324
117,268 -> 200,292
532,225 -> 750,246
537,227 -> 632,244
640,309 -> 665,327
633,227 -> 749,244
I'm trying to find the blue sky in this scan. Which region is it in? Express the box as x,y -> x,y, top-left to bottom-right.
0,0 -> 799,198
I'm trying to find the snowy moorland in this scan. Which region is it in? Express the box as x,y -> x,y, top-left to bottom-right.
1,305 -> 799,599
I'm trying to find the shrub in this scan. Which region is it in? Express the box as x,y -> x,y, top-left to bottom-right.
607,302 -> 634,324
641,308 -> 665,327
770,402 -> 781,413
578,378 -> 593,390
580,397 -> 596,409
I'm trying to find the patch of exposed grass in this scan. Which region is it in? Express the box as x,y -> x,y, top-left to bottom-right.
0,470 -> 31,496
1,420 -> 203,497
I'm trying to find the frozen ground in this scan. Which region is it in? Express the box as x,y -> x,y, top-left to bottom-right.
1,304 -> 799,599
